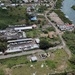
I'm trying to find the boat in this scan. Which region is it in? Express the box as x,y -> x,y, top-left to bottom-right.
65,15 -> 69,18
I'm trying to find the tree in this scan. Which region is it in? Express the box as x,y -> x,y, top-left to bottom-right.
69,56 -> 75,65
39,39 -> 50,50
62,31 -> 75,54
25,13 -> 31,25
0,42 -> 7,53
38,5 -> 47,13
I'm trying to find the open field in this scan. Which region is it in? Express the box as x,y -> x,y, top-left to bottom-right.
53,10 -> 72,24
25,29 -> 42,38
11,49 -> 70,75
54,0 -> 72,24
0,55 -> 28,68
0,49 -> 73,75
0,49 -> 69,75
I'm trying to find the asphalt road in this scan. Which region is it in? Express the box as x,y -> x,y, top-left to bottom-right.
0,49 -> 43,59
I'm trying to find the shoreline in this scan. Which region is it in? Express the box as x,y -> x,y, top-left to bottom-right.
71,5 -> 75,10
54,0 -> 72,24
55,0 -> 64,9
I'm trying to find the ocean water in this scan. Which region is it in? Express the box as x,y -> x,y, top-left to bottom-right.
61,0 -> 75,24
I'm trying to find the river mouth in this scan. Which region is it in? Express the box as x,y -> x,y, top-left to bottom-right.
61,0 -> 75,24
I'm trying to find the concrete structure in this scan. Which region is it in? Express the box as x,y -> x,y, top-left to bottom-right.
57,24 -> 74,31
30,16 -> 37,21
8,38 -> 33,43
7,38 -> 39,53
35,38 -> 40,44
0,28 -> 25,40
0,3 -> 4,7
0,25 -> 39,53
31,56 -> 37,62
23,0 -> 38,3
14,26 -> 32,31
23,0 -> 28,3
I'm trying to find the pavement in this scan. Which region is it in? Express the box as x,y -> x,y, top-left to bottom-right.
0,49 -> 43,59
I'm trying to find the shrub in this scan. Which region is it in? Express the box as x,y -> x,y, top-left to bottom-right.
39,39 -> 50,50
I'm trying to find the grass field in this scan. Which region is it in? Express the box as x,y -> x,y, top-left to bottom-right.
0,55 -> 29,68
11,49 -> 69,75
0,49 -> 72,75
12,61 -> 53,75
25,29 -> 42,38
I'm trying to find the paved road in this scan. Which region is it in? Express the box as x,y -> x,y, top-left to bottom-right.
0,49 -> 44,59
0,45 -> 63,59
0,44 -> 64,59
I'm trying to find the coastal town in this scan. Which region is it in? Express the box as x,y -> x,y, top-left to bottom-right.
0,0 -> 75,75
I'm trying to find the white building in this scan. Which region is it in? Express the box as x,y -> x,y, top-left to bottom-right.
58,24 -> 74,31
23,0 -> 28,3
31,56 -> 37,62
14,26 -> 32,31
35,38 -> 40,44
34,0 -> 38,2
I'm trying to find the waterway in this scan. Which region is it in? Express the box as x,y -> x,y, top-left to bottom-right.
61,0 -> 75,24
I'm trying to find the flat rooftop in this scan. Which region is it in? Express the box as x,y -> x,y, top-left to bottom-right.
8,38 -> 33,43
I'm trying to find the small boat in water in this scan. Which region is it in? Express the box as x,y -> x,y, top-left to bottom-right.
71,20 -> 73,21
65,15 -> 69,18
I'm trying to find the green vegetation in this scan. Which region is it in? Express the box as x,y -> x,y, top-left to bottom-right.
69,56 -> 75,65
51,49 -> 68,67
42,27 -> 55,34
55,0 -> 63,9
0,49 -> 69,75
0,6 -> 29,29
54,10 -> 72,24
0,39 -> 7,53
63,31 -> 75,54
45,60 -> 56,69
71,5 -> 75,10
0,55 -> 28,68
43,27 -> 55,33
0,69 -> 4,75
11,49 -> 68,75
68,55 -> 75,70
12,61 -> 50,75
37,15 -> 47,26
37,15 -> 45,19
26,29 -> 41,38
37,5 -> 47,13
0,42 -> 7,53
39,39 -> 50,50
26,27 -> 55,38
39,34 -> 60,48
54,0 -> 72,24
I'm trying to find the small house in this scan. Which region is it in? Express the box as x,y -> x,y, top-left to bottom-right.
31,56 -> 37,62
35,38 -> 40,44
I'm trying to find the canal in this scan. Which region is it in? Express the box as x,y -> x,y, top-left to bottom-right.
61,0 -> 75,24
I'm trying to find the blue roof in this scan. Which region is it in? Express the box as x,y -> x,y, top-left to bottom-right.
30,16 -> 37,20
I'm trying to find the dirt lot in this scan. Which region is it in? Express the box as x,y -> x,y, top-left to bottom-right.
50,12 -> 64,25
